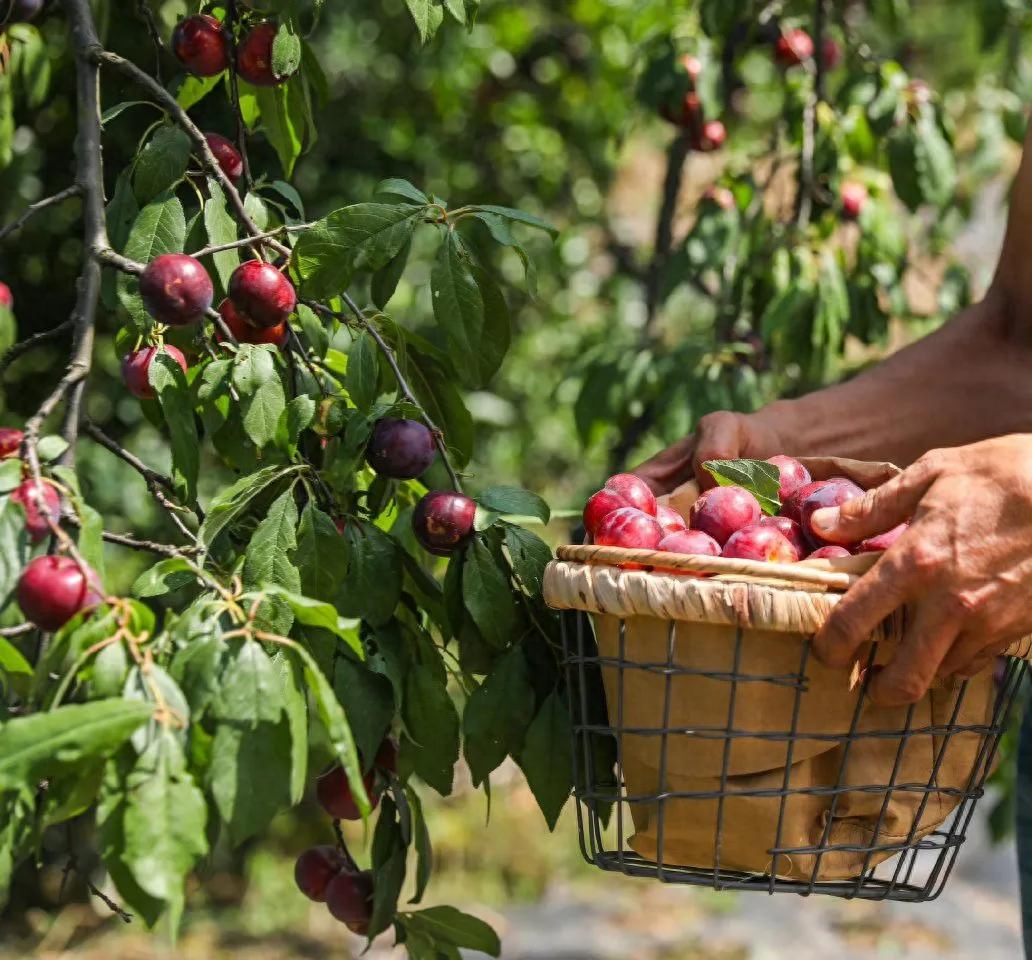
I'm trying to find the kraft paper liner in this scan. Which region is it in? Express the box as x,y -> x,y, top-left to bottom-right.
546,455 -> 1018,881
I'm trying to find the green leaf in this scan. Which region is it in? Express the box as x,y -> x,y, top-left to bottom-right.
243,487 -> 302,605
274,650 -> 308,805
334,657 -> 394,769
295,503 -> 348,603
404,906 -> 501,957
175,73 -> 221,111
254,81 -> 305,178
701,458 -> 781,515
347,333 -> 380,411
151,351 -> 200,503
117,193 -> 186,333
264,587 -> 363,658
76,501 -> 106,581
478,486 -> 549,524
36,435 -> 69,461
122,733 -> 207,928
375,178 -> 429,205
0,701 -> 153,791
243,376 -> 288,451
134,124 -> 192,202
369,797 -> 408,936
209,717 -> 292,844
11,24 -> 50,108
294,203 -> 425,299
199,465 -> 297,546
431,232 -> 483,385
203,180 -> 240,293
469,204 -> 557,236
371,235 -> 412,310
291,643 -> 369,815
213,639 -> 285,727
502,525 -> 552,596
406,786 -> 433,903
339,520 -> 402,627
101,100 -> 151,126
131,557 -> 198,598
277,395 -> 315,453
404,0 -> 446,43
232,342 -> 277,395
402,664 -> 460,795
517,689 -> 573,830
462,538 -> 515,650
0,498 -> 29,604
463,645 -> 535,786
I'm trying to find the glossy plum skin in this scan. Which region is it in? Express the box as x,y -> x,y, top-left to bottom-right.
228,260 -> 296,328
294,845 -> 348,902
366,418 -> 436,479
656,504 -> 688,535
0,282 -> 12,308
204,132 -> 244,181
583,474 -> 657,536
6,0 -> 45,23
594,507 -> 664,551
121,346 -> 188,400
237,23 -> 293,86
722,523 -> 800,563
807,545 -> 852,560
139,254 -> 214,326
758,514 -> 807,558
171,14 -> 229,77
325,870 -> 374,926
858,522 -> 909,553
800,480 -> 865,547
766,455 -> 812,502
689,485 -> 761,546
12,479 -> 61,543
841,182 -> 869,220
657,530 -> 720,557
316,766 -> 377,821
412,491 -> 477,556
780,479 -> 835,525
0,427 -> 22,459
17,555 -> 103,632
775,28 -> 814,66
218,299 -> 289,347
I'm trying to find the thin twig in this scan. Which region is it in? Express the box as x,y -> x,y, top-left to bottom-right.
63,854 -> 133,924
191,223 -> 312,259
0,320 -> 75,377
224,0 -> 254,191
0,623 -> 33,638
0,185 -> 82,244
134,0 -> 165,85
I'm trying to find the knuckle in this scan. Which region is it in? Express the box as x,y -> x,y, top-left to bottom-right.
905,541 -> 941,578
949,589 -> 985,618
892,674 -> 929,704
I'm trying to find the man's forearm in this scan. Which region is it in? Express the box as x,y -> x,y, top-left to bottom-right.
754,289 -> 1032,465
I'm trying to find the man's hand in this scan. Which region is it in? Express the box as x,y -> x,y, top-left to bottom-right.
811,434 -> 1032,705
632,410 -> 787,495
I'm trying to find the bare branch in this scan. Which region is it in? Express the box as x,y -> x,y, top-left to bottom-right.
0,185 -> 82,244
0,623 -> 34,638
224,0 -> 254,191
190,222 -> 312,259
0,320 -> 75,377
134,0 -> 165,85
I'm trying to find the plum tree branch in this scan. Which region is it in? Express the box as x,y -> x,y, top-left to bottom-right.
0,185 -> 82,243
224,0 -> 254,191
190,222 -> 313,259
0,320 -> 75,377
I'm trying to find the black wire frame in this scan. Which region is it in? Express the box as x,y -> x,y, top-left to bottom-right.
560,609 -> 1029,902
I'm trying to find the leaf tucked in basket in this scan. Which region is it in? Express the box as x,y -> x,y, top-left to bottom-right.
702,458 -> 781,515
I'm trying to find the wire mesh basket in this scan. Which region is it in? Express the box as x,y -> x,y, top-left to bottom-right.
544,538 -> 1031,904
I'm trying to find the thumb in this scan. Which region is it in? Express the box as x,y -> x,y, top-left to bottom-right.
693,413 -> 749,488
809,458 -> 940,544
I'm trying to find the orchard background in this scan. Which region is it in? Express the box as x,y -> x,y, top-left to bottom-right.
0,0 -> 1030,957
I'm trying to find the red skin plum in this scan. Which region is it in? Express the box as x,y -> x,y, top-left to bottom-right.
656,504 -> 688,535
171,14 -> 229,77
374,737 -> 398,774
822,37 -> 843,69
722,523 -> 800,563
366,418 -> 437,479
217,299 -> 289,347
228,259 -> 296,329
766,455 -> 812,502
316,765 -> 377,821
583,474 -> 657,537
583,488 -> 626,538
594,507 -> 664,551
139,254 -> 213,326
0,427 -> 22,459
412,491 -> 476,556
11,479 -> 61,543
702,186 -> 736,211
0,282 -> 11,308
780,479 -> 835,524
681,54 -> 702,82
800,480 -> 865,547
841,181 -> 869,220
204,132 -> 244,181
694,120 -> 727,152
6,0 -> 44,23
775,28 -> 814,66
237,22 -> 293,87
758,514 -> 807,558
17,555 -> 103,632
689,485 -> 761,546
121,345 -> 188,400
656,530 -> 721,577
325,869 -> 374,926
807,545 -> 852,560
858,522 -> 910,553
294,845 -> 348,902
662,91 -> 703,128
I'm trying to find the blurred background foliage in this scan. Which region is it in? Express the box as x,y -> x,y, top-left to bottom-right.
2,0 -> 1032,952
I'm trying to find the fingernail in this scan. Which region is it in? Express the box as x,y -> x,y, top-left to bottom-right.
811,506 -> 840,533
